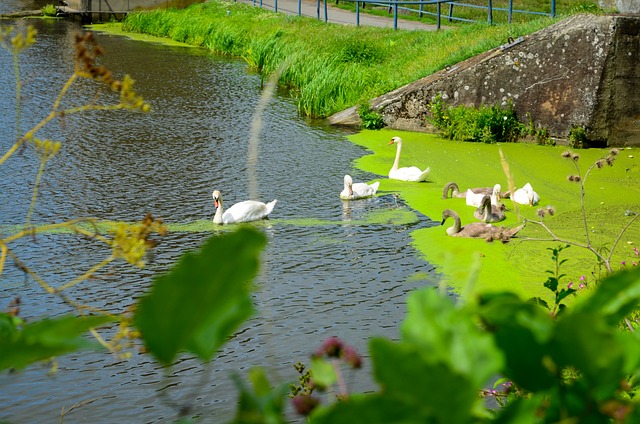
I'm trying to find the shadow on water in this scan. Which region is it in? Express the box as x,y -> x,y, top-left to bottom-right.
0,17 -> 440,423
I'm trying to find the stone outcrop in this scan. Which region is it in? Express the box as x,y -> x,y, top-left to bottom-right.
327,14 -> 640,146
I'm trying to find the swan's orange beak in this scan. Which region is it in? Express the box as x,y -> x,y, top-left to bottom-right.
387,140 -> 394,145
213,198 -> 219,208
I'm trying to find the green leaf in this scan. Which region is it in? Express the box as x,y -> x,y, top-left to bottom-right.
553,311 -> 640,399
231,367 -> 289,424
400,288 -> 503,387
135,228 -> 265,365
370,338 -> 479,423
573,267 -> 640,325
309,357 -> 338,389
310,394 -> 419,424
0,313 -> 113,371
478,292 -> 556,391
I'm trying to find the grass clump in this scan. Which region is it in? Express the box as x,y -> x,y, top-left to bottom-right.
122,1 -> 561,118
41,4 -> 57,17
428,94 -> 523,143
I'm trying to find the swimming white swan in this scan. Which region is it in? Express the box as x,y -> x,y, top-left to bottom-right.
441,209 -> 524,242
465,184 -> 502,207
473,195 -> 506,223
340,175 -> 380,200
212,190 -> 277,225
387,136 -> 430,182
512,182 -> 540,206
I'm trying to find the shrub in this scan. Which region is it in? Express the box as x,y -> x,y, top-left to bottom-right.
569,125 -> 587,149
428,94 -> 524,143
358,104 -> 385,130
41,4 -> 57,17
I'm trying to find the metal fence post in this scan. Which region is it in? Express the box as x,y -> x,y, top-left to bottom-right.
393,0 -> 398,30
487,0 -> 492,24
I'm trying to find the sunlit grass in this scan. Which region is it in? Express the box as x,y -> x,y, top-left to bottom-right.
121,1 -> 562,118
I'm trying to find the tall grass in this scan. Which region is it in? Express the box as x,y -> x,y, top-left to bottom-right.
123,1 -> 562,118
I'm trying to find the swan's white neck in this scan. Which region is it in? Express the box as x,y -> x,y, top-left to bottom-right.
213,198 -> 224,224
391,141 -> 402,172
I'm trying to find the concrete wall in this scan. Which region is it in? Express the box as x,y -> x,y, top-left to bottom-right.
328,14 -> 640,147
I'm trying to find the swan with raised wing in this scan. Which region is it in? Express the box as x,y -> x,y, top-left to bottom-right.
465,184 -> 502,207
340,175 -> 380,200
512,182 -> 540,206
441,209 -> 524,242
387,136 -> 430,182
473,195 -> 506,223
212,190 -> 277,225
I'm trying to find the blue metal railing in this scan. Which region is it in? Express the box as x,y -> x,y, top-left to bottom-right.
250,0 -> 556,30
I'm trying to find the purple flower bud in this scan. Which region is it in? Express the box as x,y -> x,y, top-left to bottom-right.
567,282 -> 574,289
317,336 -> 343,358
342,345 -> 362,369
292,395 -> 320,416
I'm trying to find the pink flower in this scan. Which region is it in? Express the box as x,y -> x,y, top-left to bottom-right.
567,282 -> 574,289
580,275 -> 586,282
579,283 -> 585,289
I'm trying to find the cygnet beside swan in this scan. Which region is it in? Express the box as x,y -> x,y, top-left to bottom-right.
473,195 -> 506,223
212,190 -> 277,225
512,182 -> 540,206
340,175 -> 380,200
465,184 -> 502,207
442,182 -> 510,199
441,209 -> 524,242
387,136 -> 430,182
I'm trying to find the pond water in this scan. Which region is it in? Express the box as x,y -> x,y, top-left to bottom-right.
0,16 -> 439,423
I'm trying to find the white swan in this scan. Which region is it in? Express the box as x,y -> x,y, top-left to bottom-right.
387,136 -> 430,182
340,175 -> 380,200
212,190 -> 277,225
512,182 -> 540,206
465,184 -> 502,207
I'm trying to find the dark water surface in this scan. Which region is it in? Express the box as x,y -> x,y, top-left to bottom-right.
0,17 -> 438,423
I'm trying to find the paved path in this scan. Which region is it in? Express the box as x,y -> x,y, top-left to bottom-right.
234,0 -> 441,30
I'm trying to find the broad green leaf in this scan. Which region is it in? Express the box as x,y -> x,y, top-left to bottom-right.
553,311 -> 640,400
573,267 -> 640,325
401,288 -> 503,387
135,228 -> 265,366
310,394 -> 420,424
0,314 -> 113,371
309,357 -> 338,390
370,338 -> 479,423
231,367 -> 289,424
493,394 -> 546,424
478,292 -> 556,391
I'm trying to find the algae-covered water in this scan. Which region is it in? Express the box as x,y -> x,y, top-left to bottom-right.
349,130 -> 640,301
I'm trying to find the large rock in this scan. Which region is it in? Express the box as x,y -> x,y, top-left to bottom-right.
328,14 -> 640,146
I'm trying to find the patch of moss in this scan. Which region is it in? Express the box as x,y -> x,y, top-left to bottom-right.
348,129 -> 640,302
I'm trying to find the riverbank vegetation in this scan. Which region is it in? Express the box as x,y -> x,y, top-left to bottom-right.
121,0 -> 562,118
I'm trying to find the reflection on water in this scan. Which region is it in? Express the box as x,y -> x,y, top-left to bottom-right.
0,18 -> 439,423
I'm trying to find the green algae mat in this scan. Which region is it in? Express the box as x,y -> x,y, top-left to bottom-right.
349,130 -> 640,302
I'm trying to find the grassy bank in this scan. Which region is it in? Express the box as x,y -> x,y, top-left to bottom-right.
349,130 -> 640,302
121,0 -> 558,118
